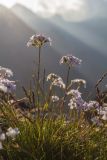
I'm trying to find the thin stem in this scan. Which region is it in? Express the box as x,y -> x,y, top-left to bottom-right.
37,46 -> 41,116
38,46 -> 41,82
66,66 -> 70,90
95,71 -> 107,106
64,66 -> 70,102
60,66 -> 71,110
43,68 -> 46,90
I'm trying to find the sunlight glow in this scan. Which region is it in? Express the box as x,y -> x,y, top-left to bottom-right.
0,0 -> 83,13
0,0 -> 89,20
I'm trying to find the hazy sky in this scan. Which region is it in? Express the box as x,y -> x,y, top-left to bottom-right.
0,0 -> 84,13
0,0 -> 106,21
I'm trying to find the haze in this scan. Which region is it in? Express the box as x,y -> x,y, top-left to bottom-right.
0,0 -> 107,21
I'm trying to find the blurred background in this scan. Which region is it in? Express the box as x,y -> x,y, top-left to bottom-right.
0,0 -> 107,97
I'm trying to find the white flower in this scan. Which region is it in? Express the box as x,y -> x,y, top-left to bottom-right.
84,101 -> 100,111
47,73 -> 59,82
0,130 -> 6,150
60,55 -> 82,67
47,73 -> 65,89
68,89 -> 85,110
0,79 -> 16,93
0,66 -> 13,78
0,84 -> 7,92
27,34 -> 51,48
67,89 -> 82,97
102,114 -> 107,120
68,98 -> 77,109
51,96 -> 59,102
98,107 -> 107,121
52,77 -> 65,89
0,133 -> 6,141
6,127 -> 20,139
0,66 -> 16,93
71,79 -> 86,88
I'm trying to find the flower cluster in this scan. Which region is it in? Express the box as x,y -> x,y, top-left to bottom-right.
47,73 -> 65,89
0,79 -> 16,93
52,78 -> 65,89
6,127 -> 20,139
60,55 -> 82,67
47,73 -> 59,82
97,107 -> 107,120
91,117 -> 103,126
0,127 -> 20,149
0,66 -> 13,78
68,89 -> 85,110
71,79 -> 86,88
84,101 -> 100,111
67,88 -> 100,112
0,66 -> 16,93
27,34 -> 51,48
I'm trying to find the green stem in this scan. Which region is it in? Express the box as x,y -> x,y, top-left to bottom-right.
37,46 -> 41,116
38,46 -> 41,82
43,68 -> 46,90
66,66 -> 70,89
60,66 -> 70,110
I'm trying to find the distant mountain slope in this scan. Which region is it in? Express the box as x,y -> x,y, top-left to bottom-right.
0,5 -> 90,97
51,13 -> 107,53
11,4 -> 107,88
80,17 -> 107,39
0,5 -> 61,96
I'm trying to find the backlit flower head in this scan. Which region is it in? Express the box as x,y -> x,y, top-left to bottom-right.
52,77 -> 66,89
0,128 -> 6,150
102,114 -> 107,121
6,127 -> 20,139
27,34 -> 51,48
0,66 -> 13,78
98,107 -> 107,121
0,133 -> 6,141
67,89 -> 82,97
68,98 -> 77,109
83,101 -> 100,111
68,89 -> 85,110
68,96 -> 84,110
88,101 -> 99,109
60,55 -> 82,67
47,73 -> 59,82
71,79 -> 86,88
47,73 -> 65,89
0,79 -> 16,93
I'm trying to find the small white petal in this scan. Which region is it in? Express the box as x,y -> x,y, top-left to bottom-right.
51,96 -> 59,102
6,127 -> 20,139
0,133 -> 6,141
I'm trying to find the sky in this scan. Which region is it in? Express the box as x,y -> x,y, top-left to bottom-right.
0,0 -> 85,13
0,0 -> 90,21
0,0 -> 106,21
